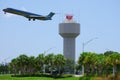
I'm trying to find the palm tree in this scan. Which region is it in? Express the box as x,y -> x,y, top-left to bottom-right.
104,51 -> 114,56
54,54 -> 66,74
36,53 -> 45,73
10,58 -> 19,75
89,52 -> 97,75
106,52 -> 120,77
0,63 -> 9,74
27,56 -> 36,74
78,52 -> 87,75
17,54 -> 29,75
45,53 -> 54,74
78,52 -> 97,75
66,59 -> 75,74
95,54 -> 106,76
78,52 -> 91,75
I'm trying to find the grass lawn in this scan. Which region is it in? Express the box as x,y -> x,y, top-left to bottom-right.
0,75 -> 79,80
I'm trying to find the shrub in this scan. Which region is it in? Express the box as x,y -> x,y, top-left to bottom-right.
62,74 -> 73,77
11,73 -> 73,78
79,75 -> 92,80
108,74 -> 114,80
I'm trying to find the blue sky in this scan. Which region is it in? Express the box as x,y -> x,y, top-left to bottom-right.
0,0 -> 120,63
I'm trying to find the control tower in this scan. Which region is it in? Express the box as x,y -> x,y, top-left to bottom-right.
59,15 -> 80,73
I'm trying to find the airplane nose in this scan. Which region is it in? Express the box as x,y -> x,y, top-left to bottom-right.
3,9 -> 6,11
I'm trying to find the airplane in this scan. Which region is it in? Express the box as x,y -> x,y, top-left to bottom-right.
3,8 -> 55,21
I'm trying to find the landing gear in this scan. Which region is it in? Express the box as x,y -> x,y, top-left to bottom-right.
33,18 -> 35,21
28,18 -> 35,21
4,12 -> 6,14
28,18 -> 31,21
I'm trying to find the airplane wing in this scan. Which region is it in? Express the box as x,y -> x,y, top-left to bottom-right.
28,15 -> 47,20
29,15 -> 45,18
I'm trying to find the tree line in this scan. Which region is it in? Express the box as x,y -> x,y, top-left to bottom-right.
0,53 -> 75,76
78,51 -> 120,77
0,50 -> 120,77
9,53 -> 67,75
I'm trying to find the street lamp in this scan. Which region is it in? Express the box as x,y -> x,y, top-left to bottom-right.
82,37 -> 98,75
43,47 -> 55,73
43,47 -> 55,55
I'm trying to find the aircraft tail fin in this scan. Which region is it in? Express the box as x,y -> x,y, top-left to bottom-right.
47,12 -> 55,19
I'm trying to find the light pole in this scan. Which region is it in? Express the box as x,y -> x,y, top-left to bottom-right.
82,37 -> 98,75
43,47 -> 55,55
43,47 -> 55,73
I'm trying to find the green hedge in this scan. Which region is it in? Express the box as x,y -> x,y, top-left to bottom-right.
79,75 -> 93,80
11,73 -> 73,78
